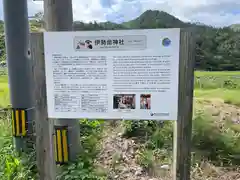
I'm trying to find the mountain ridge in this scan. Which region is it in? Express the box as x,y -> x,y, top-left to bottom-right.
0,10 -> 237,31
0,10 -> 240,71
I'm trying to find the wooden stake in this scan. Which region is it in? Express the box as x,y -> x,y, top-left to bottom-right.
173,28 -> 196,180
43,0 -> 80,162
30,32 -> 56,180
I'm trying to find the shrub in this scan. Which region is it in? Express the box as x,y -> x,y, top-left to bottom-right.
192,112 -> 240,165
56,119 -> 106,180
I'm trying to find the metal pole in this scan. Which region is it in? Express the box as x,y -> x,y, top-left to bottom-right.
3,0 -> 34,152
44,0 -> 80,161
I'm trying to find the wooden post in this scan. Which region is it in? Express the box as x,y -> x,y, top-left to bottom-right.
44,0 -> 73,31
43,0 -> 80,161
30,32 -> 56,180
173,28 -> 195,180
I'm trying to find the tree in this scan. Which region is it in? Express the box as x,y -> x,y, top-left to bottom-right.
0,10 -> 240,70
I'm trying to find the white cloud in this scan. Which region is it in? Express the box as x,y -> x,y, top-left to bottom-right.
71,0 -> 107,22
0,0 -> 239,27
27,0 -> 43,17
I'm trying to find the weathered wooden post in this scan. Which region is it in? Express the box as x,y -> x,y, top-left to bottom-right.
173,28 -> 195,180
30,32 -> 56,180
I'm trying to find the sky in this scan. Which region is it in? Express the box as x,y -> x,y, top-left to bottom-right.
0,0 -> 240,27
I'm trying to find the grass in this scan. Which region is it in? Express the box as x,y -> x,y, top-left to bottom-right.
0,74 -> 37,179
195,71 -> 240,76
195,71 -> 240,89
0,74 -> 107,179
0,75 -> 9,107
122,71 -> 240,178
121,113 -> 240,179
195,89 -> 240,106
194,71 -> 240,106
0,71 -> 240,179
56,119 -> 106,180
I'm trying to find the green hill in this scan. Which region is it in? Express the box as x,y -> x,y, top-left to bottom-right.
230,24 -> 240,31
122,10 -> 188,28
1,10 -> 240,71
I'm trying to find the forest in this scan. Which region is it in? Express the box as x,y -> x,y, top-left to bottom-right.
0,10 -> 240,70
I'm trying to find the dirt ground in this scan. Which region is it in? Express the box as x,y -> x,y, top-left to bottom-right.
95,98 -> 240,180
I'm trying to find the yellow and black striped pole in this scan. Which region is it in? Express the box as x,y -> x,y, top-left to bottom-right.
54,126 -> 69,165
12,108 -> 28,137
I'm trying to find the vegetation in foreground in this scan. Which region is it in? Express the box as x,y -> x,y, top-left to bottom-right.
0,9 -> 240,179
0,71 -> 239,179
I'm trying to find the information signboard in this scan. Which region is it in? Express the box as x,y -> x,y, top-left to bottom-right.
44,28 -> 180,120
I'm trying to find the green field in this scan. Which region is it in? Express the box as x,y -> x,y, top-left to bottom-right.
0,71 -> 239,179
194,71 -> 240,106
1,71 -> 240,107
0,75 -> 9,108
1,71 -> 240,108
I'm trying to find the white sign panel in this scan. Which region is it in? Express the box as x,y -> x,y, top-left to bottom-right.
44,29 -> 180,120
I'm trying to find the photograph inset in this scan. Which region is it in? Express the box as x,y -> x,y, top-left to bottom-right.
76,40 -> 93,49
113,94 -> 136,109
140,94 -> 151,109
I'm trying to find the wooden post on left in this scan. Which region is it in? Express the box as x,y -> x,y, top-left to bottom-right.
30,32 -> 56,180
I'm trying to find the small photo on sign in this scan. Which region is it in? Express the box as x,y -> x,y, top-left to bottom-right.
140,94 -> 151,110
113,94 -> 136,109
76,40 -> 93,50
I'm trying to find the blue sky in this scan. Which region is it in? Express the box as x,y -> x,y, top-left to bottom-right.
0,0 -> 240,27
